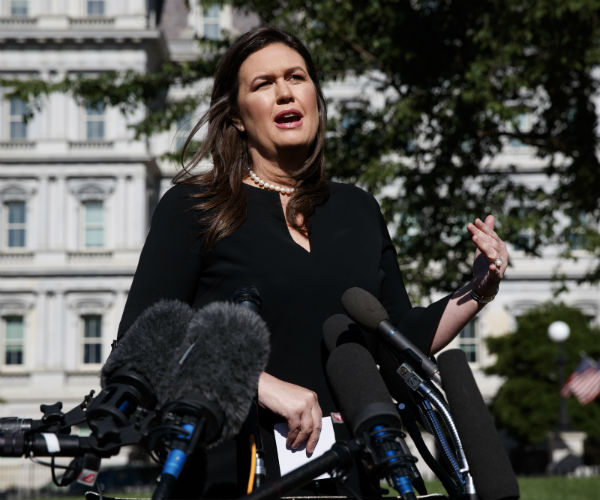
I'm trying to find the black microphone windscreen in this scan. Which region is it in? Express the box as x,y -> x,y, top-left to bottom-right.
160,301 -> 270,446
101,299 -> 194,394
437,349 -> 519,500
322,314 -> 369,353
341,287 -> 389,330
326,343 -> 400,436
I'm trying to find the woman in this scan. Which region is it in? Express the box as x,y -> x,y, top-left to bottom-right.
118,27 -> 508,497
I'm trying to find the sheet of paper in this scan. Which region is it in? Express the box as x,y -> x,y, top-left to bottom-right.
273,416 -> 336,479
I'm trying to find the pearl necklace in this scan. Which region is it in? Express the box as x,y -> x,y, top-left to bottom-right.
249,169 -> 296,195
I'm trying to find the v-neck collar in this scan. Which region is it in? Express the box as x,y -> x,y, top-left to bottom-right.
244,183 -> 312,254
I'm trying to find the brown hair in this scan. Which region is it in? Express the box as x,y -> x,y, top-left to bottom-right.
174,27 -> 329,248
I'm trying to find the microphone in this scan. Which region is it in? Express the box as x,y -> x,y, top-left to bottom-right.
58,452 -> 102,488
322,313 -> 370,353
101,299 -> 194,399
152,301 -> 271,499
231,285 -> 262,313
231,285 -> 267,489
244,441 -> 360,500
437,349 -> 519,500
75,453 -> 102,488
322,314 -> 469,497
163,300 -> 270,443
0,432 -> 91,457
89,300 -> 194,445
326,342 -> 422,499
341,287 -> 441,385
323,314 -> 415,404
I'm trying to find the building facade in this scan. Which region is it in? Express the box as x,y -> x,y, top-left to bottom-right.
0,0 -> 598,492
0,0 -> 260,491
0,0 -> 166,490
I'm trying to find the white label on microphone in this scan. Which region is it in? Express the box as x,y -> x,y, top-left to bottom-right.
41,433 -> 61,453
273,416 -> 336,479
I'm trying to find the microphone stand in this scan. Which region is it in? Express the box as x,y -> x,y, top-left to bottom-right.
395,362 -> 477,499
242,440 -> 360,500
243,429 -> 427,500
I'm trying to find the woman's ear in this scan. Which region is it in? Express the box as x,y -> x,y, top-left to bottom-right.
231,116 -> 245,132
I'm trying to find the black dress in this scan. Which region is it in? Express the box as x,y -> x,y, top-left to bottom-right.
118,180 -> 450,497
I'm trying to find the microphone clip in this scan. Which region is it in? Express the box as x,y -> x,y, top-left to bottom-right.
359,426 -> 417,478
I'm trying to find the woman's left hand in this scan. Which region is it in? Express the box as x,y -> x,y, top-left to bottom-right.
467,214 -> 509,297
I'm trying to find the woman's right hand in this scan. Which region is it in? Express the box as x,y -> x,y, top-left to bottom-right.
257,372 -> 323,454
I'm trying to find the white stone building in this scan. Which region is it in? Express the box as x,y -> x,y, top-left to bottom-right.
0,0 -> 598,492
453,145 -> 600,397
0,0 -> 183,490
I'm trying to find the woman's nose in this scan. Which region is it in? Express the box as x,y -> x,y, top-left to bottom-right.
276,80 -> 294,103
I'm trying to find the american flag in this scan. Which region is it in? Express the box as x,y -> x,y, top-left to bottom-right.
560,355 -> 600,405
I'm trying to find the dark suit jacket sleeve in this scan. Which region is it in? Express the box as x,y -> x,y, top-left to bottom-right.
372,197 -> 452,403
374,196 -> 452,355
117,184 -> 205,339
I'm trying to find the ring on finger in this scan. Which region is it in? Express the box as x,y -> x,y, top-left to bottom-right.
494,257 -> 502,268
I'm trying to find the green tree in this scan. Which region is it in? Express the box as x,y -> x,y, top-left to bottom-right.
485,303 -> 600,445
3,0 -> 600,297
226,0 -> 600,297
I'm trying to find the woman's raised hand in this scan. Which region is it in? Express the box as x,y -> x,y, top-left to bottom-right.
467,214 -> 509,297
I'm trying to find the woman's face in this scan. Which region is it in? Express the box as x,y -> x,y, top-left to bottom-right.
234,43 -> 319,167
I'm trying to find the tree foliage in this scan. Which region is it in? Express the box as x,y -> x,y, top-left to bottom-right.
2,0 -> 600,297
226,0 -> 600,297
1,56 -> 220,140
485,303 -> 600,445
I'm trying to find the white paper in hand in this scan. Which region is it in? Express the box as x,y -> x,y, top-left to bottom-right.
273,416 -> 336,479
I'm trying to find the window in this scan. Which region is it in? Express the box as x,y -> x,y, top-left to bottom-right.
202,4 -> 221,40
10,0 -> 28,16
83,200 -> 104,248
566,212 -> 591,251
174,114 -> 192,153
3,316 -> 24,366
338,100 -> 368,131
87,0 -> 105,16
82,314 -> 102,364
506,205 -> 538,252
459,321 -> 477,363
68,179 -> 113,249
507,113 -> 533,148
9,98 -> 28,140
85,101 -> 105,140
4,201 -> 26,248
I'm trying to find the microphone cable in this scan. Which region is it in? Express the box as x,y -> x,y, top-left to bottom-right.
245,399 -> 266,494
231,285 -> 267,493
246,434 -> 257,494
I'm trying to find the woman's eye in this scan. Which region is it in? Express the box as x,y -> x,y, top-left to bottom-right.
290,74 -> 305,81
255,81 -> 271,90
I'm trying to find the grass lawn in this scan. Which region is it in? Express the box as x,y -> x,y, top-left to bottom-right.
26,476 -> 600,499
423,476 -> 600,499
51,477 -> 600,500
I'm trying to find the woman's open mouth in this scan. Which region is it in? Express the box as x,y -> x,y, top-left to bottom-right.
274,110 -> 303,128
